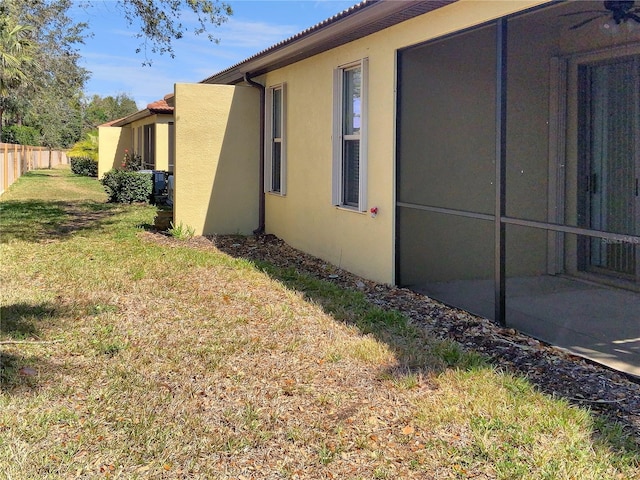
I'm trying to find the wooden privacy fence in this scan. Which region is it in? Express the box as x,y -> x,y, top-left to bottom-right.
1,143 -> 69,196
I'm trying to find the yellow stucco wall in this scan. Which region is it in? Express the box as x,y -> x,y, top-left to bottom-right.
129,115 -> 173,171
98,114 -> 173,177
259,0 -> 549,284
174,83 -> 260,236
154,121 -> 171,172
97,125 -> 131,178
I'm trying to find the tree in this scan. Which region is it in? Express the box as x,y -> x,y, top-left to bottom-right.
83,94 -> 139,131
30,91 -> 84,150
0,14 -> 35,128
68,130 -> 98,160
114,0 -> 233,65
2,0 -> 88,147
0,24 -> 33,95
1,0 -> 232,147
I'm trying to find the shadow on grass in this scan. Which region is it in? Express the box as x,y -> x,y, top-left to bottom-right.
137,222 -> 157,231
0,299 -> 125,393
0,199 -> 123,243
0,351 -> 44,392
0,302 -> 62,339
213,235 -> 640,461
214,236 -> 485,377
23,170 -> 58,177
0,301 -> 71,392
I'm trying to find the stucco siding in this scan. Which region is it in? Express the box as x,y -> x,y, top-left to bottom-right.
154,121 -> 171,172
129,115 -> 173,171
174,83 -> 260,236
260,0 -> 548,284
98,125 -> 131,178
98,113 -> 173,178
262,42 -> 395,284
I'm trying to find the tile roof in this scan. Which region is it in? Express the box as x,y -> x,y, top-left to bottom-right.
107,95 -> 175,127
147,98 -> 173,114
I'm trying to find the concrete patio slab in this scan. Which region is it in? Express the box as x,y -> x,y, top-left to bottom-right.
414,276 -> 640,378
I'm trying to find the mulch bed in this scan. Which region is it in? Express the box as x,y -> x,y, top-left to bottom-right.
147,231 -> 640,444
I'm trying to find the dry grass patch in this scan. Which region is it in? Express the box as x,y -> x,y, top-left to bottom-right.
1,167 -> 638,479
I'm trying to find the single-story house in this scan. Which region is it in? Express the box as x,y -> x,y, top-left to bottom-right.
108,0 -> 640,374
98,95 -> 175,178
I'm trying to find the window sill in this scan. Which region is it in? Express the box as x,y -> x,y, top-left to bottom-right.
266,191 -> 285,197
335,205 -> 366,214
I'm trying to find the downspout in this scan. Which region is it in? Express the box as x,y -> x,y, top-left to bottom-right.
244,72 -> 266,235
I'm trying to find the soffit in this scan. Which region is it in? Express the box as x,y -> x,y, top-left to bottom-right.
201,0 -> 457,85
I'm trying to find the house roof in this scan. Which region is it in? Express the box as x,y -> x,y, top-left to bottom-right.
99,117 -> 127,127
146,98 -> 173,114
201,0 -> 457,85
110,96 -> 174,127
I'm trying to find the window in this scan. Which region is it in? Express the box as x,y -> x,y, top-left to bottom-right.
143,124 -> 155,170
333,59 -> 368,210
265,84 -> 286,194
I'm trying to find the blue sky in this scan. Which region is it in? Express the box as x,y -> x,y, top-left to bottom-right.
71,1 -> 357,109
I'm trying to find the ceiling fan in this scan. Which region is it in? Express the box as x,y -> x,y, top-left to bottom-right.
563,1 -> 640,30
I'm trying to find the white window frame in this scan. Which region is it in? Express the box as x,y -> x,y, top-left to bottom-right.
265,83 -> 286,195
332,58 -> 368,211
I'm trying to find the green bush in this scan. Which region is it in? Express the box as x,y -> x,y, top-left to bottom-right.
70,157 -> 98,177
101,169 -> 152,203
122,151 -> 143,171
67,132 -> 98,160
1,125 -> 40,145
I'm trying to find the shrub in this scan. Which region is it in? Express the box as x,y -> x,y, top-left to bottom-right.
70,156 -> 98,177
67,132 -> 98,160
1,125 -> 40,145
101,169 -> 152,203
122,150 -> 142,171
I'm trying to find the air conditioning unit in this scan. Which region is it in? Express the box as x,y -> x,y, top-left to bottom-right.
166,174 -> 174,207
139,170 -> 172,205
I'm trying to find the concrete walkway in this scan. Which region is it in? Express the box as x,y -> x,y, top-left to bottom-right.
415,276 -> 640,378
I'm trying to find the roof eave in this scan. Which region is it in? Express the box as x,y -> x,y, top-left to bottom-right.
110,108 -> 173,127
112,109 -> 151,127
202,0 -> 456,85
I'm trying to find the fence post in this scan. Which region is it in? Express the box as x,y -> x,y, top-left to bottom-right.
14,144 -> 18,177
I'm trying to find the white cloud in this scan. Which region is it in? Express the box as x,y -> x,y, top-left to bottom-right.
75,0 -> 355,106
82,52 -> 179,109
214,18 -> 299,49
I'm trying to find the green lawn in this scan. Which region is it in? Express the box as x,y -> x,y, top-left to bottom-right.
1,166 -> 638,479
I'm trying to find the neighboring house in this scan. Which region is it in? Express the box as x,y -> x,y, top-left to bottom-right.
171,0 -> 638,374
98,95 -> 175,178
